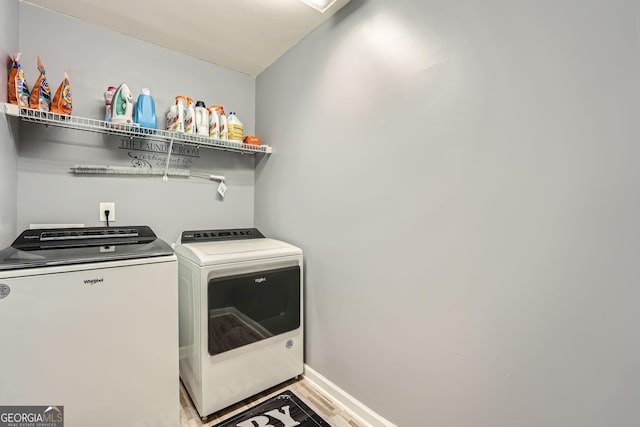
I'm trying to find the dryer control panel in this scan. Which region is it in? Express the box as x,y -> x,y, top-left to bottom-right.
181,228 -> 265,243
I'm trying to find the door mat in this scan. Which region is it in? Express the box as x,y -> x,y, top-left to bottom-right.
211,390 -> 330,427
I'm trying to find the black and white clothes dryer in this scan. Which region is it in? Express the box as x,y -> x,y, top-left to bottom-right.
175,228 -> 304,418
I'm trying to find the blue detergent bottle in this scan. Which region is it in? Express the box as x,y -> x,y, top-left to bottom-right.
133,88 -> 157,129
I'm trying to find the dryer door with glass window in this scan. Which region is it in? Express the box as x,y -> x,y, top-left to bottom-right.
207,266 -> 300,355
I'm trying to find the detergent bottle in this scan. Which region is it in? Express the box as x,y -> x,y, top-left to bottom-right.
103,86 -> 116,121
215,106 -> 228,140
174,96 -> 186,132
166,104 -> 179,132
184,97 -> 195,134
133,88 -> 157,129
195,101 -> 209,137
207,106 -> 220,139
111,83 -> 134,124
227,112 -> 244,142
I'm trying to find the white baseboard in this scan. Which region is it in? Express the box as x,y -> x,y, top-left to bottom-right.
303,364 -> 397,427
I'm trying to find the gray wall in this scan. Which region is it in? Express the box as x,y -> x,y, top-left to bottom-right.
17,3 -> 257,243
255,0 -> 640,425
0,0 -> 19,248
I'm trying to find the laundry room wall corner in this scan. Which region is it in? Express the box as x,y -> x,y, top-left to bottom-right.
0,0 -> 19,248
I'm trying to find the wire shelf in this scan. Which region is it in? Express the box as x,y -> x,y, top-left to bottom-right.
3,103 -> 271,155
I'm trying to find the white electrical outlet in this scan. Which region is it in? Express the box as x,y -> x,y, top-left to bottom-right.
99,202 -> 116,223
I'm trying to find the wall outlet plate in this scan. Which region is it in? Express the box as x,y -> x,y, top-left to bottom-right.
99,202 -> 116,222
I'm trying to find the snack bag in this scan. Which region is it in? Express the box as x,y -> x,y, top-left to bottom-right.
50,71 -> 72,115
28,56 -> 51,111
7,52 -> 30,107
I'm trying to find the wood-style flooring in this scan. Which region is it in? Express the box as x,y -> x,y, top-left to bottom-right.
179,377 -> 365,427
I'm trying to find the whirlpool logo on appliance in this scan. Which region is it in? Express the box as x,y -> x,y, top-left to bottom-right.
0,405 -> 64,427
83,278 -> 104,285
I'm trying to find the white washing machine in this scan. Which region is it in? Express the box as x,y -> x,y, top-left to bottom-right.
175,228 -> 303,418
0,226 -> 179,427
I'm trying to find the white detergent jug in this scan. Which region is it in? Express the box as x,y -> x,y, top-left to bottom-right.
207,106 -> 220,139
219,108 -> 228,141
174,95 -> 186,133
227,112 -> 243,142
166,104 -> 180,132
195,101 -> 209,137
184,97 -> 195,134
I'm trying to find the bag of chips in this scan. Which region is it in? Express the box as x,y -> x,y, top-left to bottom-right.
50,71 -> 72,115
28,56 -> 51,111
8,52 -> 30,107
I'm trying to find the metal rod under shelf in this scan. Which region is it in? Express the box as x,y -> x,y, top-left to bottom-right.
70,165 -> 190,177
